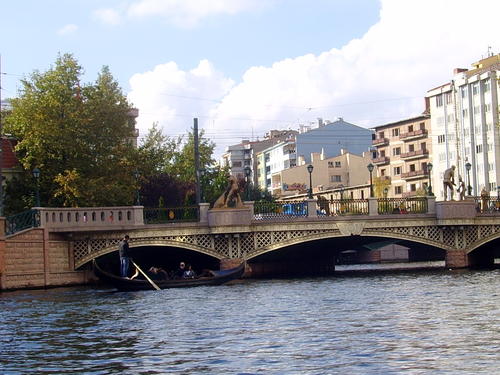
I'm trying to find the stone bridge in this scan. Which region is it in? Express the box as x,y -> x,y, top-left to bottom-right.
2,197 -> 500,290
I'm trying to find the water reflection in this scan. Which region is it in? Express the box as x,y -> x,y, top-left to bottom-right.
1,270 -> 499,374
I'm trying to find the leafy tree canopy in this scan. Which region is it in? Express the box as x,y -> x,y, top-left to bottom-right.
5,53 -> 138,208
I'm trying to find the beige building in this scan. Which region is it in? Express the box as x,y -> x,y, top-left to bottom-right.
274,150 -> 373,198
371,114 -> 432,198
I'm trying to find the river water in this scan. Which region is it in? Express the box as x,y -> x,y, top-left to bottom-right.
1,269 -> 499,375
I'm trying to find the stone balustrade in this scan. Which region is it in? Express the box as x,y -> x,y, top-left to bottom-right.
37,206 -> 144,231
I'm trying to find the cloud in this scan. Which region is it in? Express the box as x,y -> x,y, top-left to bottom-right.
127,0 -> 500,157
57,24 -> 78,35
93,8 -> 122,26
128,60 -> 234,139
128,0 -> 267,27
95,0 -> 269,28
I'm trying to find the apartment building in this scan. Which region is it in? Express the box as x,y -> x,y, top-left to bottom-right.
371,114 -> 432,198
272,150 -> 373,198
426,53 -> 499,199
221,130 -> 298,183
296,118 -> 373,164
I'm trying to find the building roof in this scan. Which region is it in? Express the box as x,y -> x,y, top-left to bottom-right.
1,137 -> 20,169
371,114 -> 430,131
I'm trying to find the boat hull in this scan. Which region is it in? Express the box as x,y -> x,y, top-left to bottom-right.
93,261 -> 245,291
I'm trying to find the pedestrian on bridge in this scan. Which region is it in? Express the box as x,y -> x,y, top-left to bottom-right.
119,235 -> 131,278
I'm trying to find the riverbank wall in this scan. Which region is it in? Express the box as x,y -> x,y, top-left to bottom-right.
0,222 -> 91,291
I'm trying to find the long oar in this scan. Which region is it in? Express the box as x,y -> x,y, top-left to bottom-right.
131,260 -> 161,291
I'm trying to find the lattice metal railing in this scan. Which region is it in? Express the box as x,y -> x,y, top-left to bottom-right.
5,209 -> 40,235
317,199 -> 369,216
253,200 -> 308,220
143,206 -> 199,224
377,197 -> 428,214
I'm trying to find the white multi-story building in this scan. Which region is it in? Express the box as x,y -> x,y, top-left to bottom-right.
426,53 -> 499,199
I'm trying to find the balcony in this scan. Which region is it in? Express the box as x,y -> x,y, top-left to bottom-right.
372,156 -> 390,165
399,129 -> 428,141
401,169 -> 429,180
372,137 -> 389,146
400,149 -> 429,160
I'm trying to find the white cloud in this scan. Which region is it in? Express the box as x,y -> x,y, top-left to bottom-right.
128,0 -> 267,27
128,60 -> 234,140
57,24 -> 78,35
93,8 -> 122,26
127,0 -> 500,157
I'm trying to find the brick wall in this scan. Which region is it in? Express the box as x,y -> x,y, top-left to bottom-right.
1,227 -> 89,291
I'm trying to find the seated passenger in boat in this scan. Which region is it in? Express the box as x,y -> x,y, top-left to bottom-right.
183,264 -> 196,279
147,266 -> 169,280
173,262 -> 186,279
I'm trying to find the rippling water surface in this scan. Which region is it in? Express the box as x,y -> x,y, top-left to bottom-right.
1,270 -> 499,374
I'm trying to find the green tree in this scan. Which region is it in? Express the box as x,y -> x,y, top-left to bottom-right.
5,54 -> 137,208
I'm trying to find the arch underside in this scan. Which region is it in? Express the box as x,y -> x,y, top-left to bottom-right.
73,224 -> 500,268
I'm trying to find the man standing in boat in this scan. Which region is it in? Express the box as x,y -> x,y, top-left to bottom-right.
119,235 -> 131,278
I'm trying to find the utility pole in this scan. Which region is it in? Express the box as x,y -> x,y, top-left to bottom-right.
194,118 -> 201,206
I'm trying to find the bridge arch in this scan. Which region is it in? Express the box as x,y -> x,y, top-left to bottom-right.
246,230 -> 450,260
76,238 -> 225,268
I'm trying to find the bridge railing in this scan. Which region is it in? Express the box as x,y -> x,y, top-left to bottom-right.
473,197 -> 500,214
317,199 -> 369,216
143,206 -> 199,224
253,200 -> 308,221
36,206 -> 144,230
6,209 -> 40,235
377,197 -> 428,214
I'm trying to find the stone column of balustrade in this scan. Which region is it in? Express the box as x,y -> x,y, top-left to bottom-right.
306,199 -> 317,218
368,197 -> 378,216
199,203 -> 210,224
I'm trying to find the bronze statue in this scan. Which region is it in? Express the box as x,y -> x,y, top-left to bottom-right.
456,177 -> 465,201
443,165 -> 456,201
213,175 -> 244,209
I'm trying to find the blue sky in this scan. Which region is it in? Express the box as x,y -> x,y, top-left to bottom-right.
1,0 -> 499,157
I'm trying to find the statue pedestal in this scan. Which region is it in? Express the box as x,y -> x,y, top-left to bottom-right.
436,200 -> 476,225
208,207 -> 252,227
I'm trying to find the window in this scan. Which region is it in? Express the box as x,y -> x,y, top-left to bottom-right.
420,142 -> 427,150
409,164 -> 416,172
393,166 -> 401,175
393,147 -> 401,156
484,103 -> 491,113
408,125 -> 414,132
445,92 -> 453,104
392,128 -> 400,137
328,161 -> 334,168
490,182 -> 496,191
462,108 -> 468,118
436,94 -> 443,107
408,144 -> 415,152
474,105 -> 480,115
484,79 -> 491,92
380,150 -> 386,157
476,144 -> 482,153
438,135 -> 446,144
381,168 -> 386,176
419,122 -> 426,130
410,184 -> 417,192
335,161 -> 341,167
447,114 -> 455,123
472,83 -> 479,95
232,161 -> 242,167
330,175 -> 342,182
461,87 -> 468,98
395,186 -> 402,195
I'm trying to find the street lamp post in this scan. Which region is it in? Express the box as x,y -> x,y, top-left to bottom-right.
244,166 -> 251,201
307,164 -> 314,199
465,162 -> 472,196
133,170 -> 140,205
32,167 -> 41,207
427,162 -> 433,196
383,186 -> 389,214
367,163 -> 374,198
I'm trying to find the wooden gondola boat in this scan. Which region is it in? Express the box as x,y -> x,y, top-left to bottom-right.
93,260 -> 245,291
